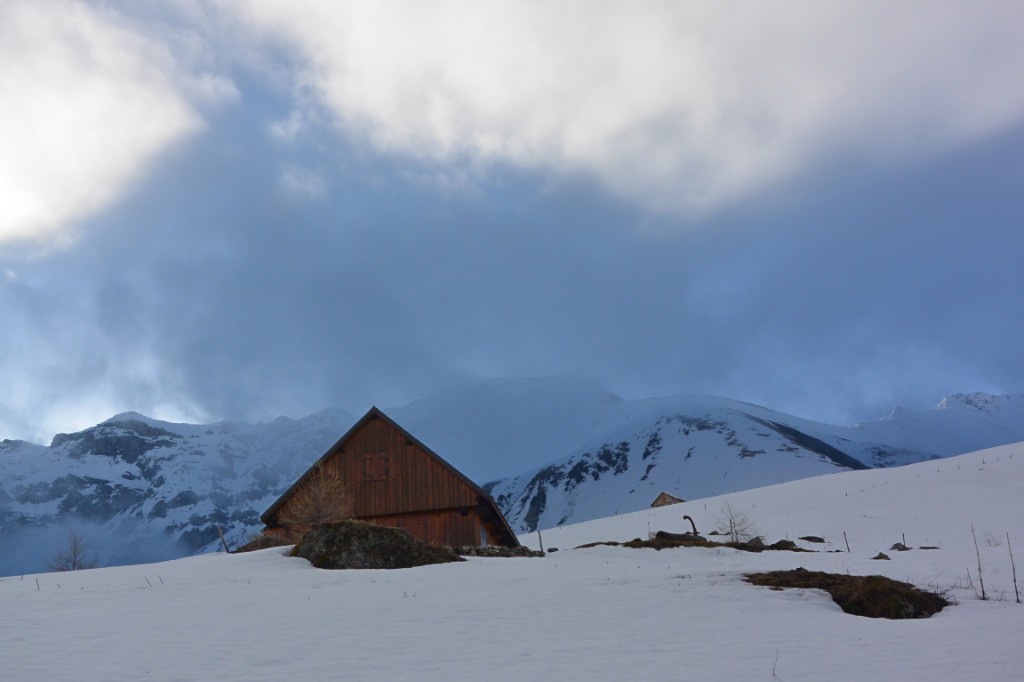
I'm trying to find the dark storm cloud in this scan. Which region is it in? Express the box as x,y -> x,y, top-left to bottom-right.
5,89 -> 1020,445
2,2 -> 1023,448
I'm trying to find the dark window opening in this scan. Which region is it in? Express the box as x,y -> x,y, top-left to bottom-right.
363,454 -> 389,481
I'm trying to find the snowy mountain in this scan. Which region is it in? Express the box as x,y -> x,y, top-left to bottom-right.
483,393 -> 934,533
2,378 -> 1023,575
482,388 -> 1024,534
0,408 -> 354,575
853,392 -> 1024,455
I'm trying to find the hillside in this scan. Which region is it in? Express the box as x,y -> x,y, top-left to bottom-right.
2,443 -> 1022,681
483,390 -> 1024,533
2,378 -> 1023,575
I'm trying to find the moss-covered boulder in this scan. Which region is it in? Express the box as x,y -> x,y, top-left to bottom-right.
292,520 -> 464,570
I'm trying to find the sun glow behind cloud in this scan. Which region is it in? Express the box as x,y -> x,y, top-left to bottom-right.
223,0 -> 1024,216
0,1 -> 203,246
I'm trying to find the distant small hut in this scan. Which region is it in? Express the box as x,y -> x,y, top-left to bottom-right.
262,407 -> 519,548
650,491 -> 685,508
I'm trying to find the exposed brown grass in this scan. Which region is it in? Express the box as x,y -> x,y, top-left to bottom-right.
575,535 -> 811,552
746,568 -> 949,619
576,537 -> 717,551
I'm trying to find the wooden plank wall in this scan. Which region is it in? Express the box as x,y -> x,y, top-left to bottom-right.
327,417 -> 478,518
361,508 -> 484,547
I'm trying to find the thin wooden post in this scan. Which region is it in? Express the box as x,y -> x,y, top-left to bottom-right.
843,531 -> 851,553
972,524 -> 987,600
537,528 -> 545,555
217,526 -> 231,553
1008,533 -> 1020,604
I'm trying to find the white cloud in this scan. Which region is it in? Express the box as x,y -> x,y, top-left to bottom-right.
184,71 -> 240,109
0,1 -> 203,245
222,0 -> 1024,214
269,110 -> 308,142
279,165 -> 327,199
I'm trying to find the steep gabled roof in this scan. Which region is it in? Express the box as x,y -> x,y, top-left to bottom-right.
650,491 -> 685,507
261,406 -> 519,546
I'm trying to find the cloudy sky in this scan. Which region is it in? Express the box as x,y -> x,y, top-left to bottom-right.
2,1 -> 1023,444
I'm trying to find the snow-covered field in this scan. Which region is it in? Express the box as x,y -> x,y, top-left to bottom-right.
3,443 -> 1022,681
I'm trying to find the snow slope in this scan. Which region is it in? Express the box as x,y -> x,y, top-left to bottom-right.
2,443 -> 1022,681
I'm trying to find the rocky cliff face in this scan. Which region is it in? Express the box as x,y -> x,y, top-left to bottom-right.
0,409 -> 353,575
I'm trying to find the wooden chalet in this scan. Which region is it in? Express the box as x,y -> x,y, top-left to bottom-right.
261,407 -> 520,548
650,491 -> 685,508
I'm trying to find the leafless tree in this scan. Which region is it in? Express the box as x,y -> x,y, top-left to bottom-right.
49,529 -> 97,572
714,500 -> 759,543
278,463 -> 354,540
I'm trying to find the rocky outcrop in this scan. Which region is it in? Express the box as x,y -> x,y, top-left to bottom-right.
292,520 -> 464,570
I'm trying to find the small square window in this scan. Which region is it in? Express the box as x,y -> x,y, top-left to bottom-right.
363,454 -> 388,481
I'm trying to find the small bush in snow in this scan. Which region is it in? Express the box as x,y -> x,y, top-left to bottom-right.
49,529 -> 97,572
714,500 -> 759,544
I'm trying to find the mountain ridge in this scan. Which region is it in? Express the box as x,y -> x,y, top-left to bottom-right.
2,378 -> 1024,575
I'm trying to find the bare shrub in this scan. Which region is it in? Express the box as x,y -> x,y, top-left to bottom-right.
714,500 -> 759,543
49,529 -> 97,572
278,463 -> 354,540
983,531 -> 1002,547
